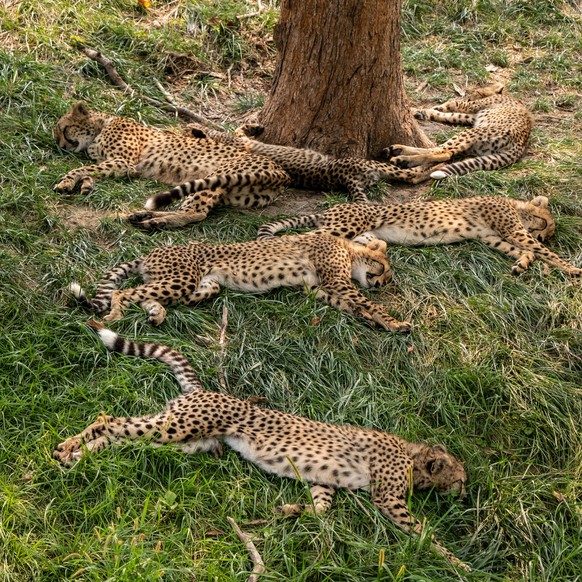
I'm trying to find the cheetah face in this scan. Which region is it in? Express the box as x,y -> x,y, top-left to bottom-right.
465,82 -> 505,101
54,102 -> 101,153
351,240 -> 391,288
414,445 -> 467,496
519,196 -> 555,242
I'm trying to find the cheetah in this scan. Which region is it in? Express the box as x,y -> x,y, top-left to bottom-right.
142,123 -> 440,215
69,233 -> 411,332
54,325 -> 470,572
53,102 -> 290,228
257,196 -> 581,277
384,83 -> 532,179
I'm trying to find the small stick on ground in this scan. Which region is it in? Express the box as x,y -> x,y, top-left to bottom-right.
79,46 -> 220,127
226,516 -> 266,582
217,305 -> 229,390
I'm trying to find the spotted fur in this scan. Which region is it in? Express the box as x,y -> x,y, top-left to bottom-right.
53,102 -> 290,228
69,233 -> 411,332
54,327 -> 470,572
384,84 -> 532,179
145,122 -> 440,211
257,196 -> 580,277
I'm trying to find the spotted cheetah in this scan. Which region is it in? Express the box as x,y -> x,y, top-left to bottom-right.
257,196 -> 581,277
53,102 -> 290,227
69,233 -> 411,332
384,83 -> 532,179
54,325 -> 470,572
142,123 -> 440,215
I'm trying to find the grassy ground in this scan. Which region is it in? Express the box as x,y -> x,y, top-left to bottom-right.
1,0 -> 581,580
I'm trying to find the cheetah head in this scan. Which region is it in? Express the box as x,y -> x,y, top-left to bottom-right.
512,195 -> 556,242
465,82 -> 505,101
412,444 -> 467,496
350,239 -> 391,288
54,102 -> 103,153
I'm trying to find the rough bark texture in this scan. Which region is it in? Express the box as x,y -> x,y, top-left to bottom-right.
259,0 -> 433,157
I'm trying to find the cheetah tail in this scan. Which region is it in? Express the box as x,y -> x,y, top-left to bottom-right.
144,175 -> 241,211
96,328 -> 204,393
430,152 -> 518,179
256,213 -> 320,240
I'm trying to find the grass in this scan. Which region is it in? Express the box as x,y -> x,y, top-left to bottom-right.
1,0 -> 581,580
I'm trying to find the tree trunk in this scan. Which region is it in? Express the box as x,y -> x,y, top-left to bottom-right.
259,0 -> 433,158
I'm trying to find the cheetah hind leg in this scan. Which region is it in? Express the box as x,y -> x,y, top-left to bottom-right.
127,190 -> 223,230
54,405 -> 221,466
105,277 -> 198,324
279,484 -> 336,516
387,128 -> 486,168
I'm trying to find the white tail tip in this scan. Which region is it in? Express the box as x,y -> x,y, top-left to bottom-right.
97,328 -> 119,350
144,197 -> 156,210
68,282 -> 86,299
430,170 -> 448,180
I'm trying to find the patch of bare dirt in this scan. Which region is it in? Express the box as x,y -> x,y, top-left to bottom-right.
55,204 -> 109,231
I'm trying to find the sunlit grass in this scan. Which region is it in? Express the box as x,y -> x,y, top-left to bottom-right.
0,0 -> 581,580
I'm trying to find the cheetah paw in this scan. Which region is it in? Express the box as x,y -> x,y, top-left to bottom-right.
53,178 -> 77,194
53,437 -> 84,465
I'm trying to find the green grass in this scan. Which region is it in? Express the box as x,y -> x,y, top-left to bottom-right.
1,0 -> 581,580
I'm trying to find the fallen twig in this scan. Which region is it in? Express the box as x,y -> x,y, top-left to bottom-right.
226,516 -> 266,582
80,46 -> 219,127
217,305 -> 229,390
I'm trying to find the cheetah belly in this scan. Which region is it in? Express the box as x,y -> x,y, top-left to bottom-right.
224,434 -> 371,490
371,224 -> 496,246
209,257 -> 320,293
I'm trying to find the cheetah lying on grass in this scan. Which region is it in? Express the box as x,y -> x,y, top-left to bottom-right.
384,83 -> 532,179
69,233 -> 411,332
54,102 -> 290,227
257,196 -> 581,277
54,324 -> 470,572
140,123 -> 439,221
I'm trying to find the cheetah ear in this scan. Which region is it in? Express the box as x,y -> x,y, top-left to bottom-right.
72,102 -> 90,117
188,126 -> 208,139
432,444 -> 448,454
494,83 -> 505,94
427,457 -> 446,475
530,196 -> 549,208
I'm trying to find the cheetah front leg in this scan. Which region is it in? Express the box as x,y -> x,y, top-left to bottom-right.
484,232 -> 582,276
371,489 -> 471,573
315,282 -> 411,332
280,484 -> 336,516
127,190 -> 224,230
54,159 -> 138,195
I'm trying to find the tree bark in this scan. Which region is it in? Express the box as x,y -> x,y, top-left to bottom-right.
259,0 -> 432,158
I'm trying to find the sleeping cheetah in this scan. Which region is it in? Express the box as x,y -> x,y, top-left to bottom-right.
54,325 -> 470,572
53,102 -> 290,227
384,83 -> 532,179
257,196 -> 581,277
69,233 -> 411,331
142,123 -> 440,216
